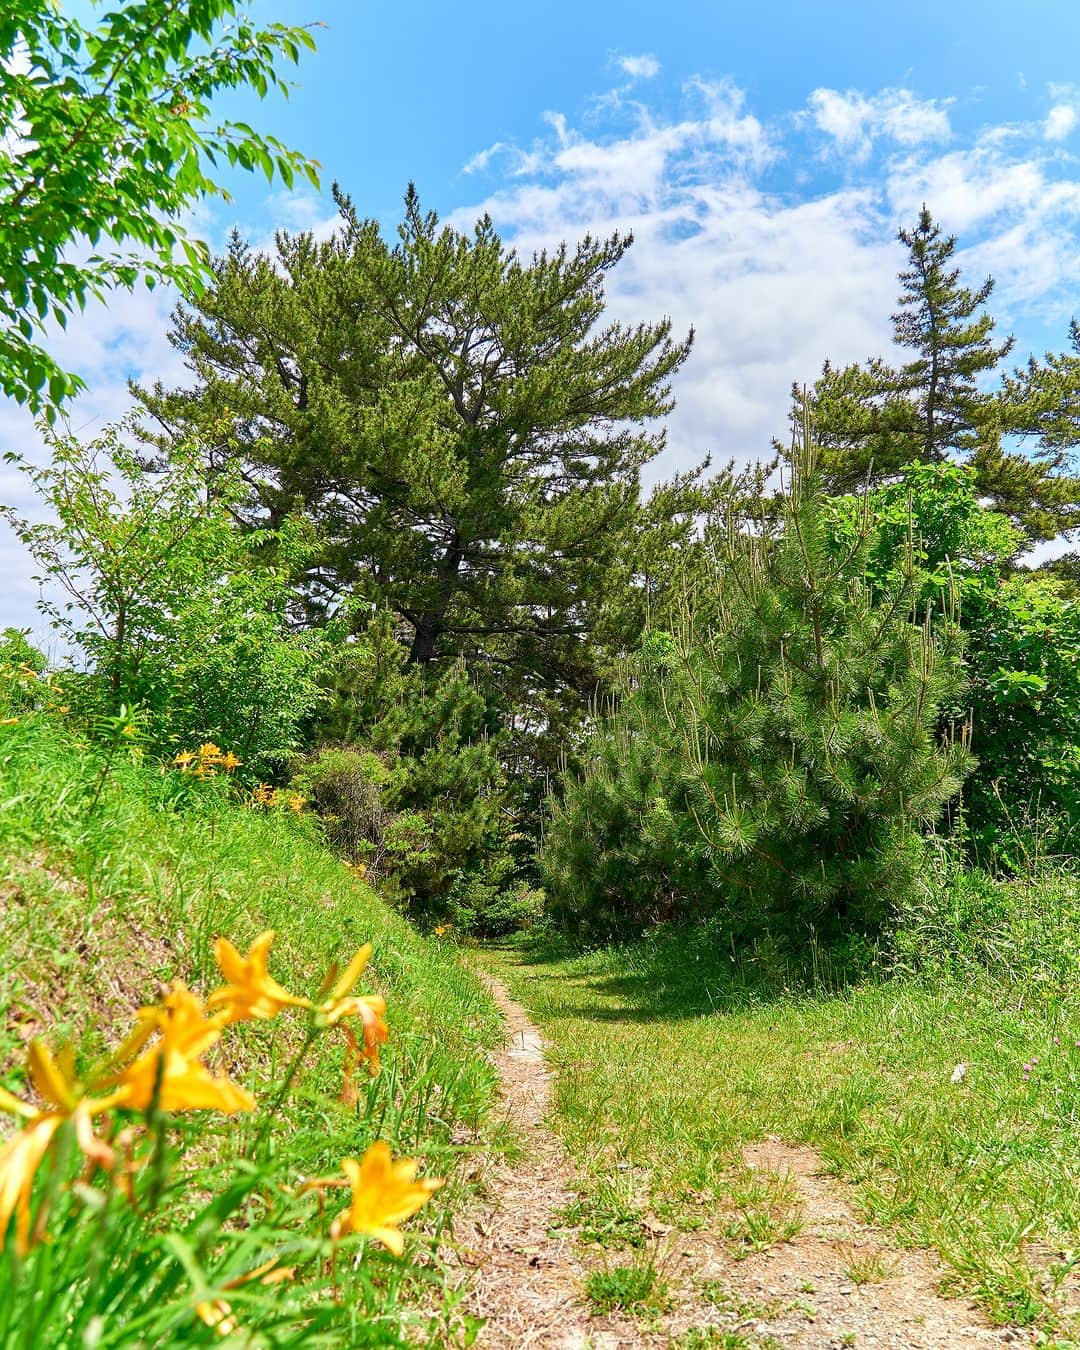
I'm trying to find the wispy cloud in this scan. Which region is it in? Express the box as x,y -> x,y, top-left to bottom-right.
453,77 -> 1080,488
805,87 -> 952,162
617,53 -> 660,81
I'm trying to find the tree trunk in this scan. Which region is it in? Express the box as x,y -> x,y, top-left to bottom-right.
408,534 -> 464,665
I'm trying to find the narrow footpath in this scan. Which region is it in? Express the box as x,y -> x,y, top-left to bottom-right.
450,970 -> 1030,1349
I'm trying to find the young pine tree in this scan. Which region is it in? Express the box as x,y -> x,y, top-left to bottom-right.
543,435 -> 972,939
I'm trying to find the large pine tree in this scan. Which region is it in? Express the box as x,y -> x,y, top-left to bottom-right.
135,186 -> 700,741
793,208 -> 1079,542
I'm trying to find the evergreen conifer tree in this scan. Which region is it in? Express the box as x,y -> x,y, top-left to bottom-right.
543,432 -> 971,938
134,186 -> 699,750
793,208 -> 1078,541
995,318 -> 1080,541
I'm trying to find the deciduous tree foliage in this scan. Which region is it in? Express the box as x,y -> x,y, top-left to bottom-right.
135,187 -> 699,739
2,425 -> 331,772
0,0 -> 318,414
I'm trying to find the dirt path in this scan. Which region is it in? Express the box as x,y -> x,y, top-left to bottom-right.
451,971 -> 1031,1349
449,970 -> 652,1347
695,1139 -> 1030,1348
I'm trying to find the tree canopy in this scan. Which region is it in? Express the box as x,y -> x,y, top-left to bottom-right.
1,0 -> 319,415
136,186 -> 704,736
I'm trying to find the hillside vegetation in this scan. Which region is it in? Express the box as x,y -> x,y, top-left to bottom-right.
0,704 -> 500,1345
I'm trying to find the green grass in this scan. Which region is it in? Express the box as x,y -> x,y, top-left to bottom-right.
482,913 -> 1080,1333
0,712 -> 502,1344
583,1258 -> 669,1315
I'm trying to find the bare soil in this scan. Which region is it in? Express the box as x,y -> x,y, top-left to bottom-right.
450,970 -> 1035,1349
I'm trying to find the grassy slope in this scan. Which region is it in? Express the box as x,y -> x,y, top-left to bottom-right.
485,919 -> 1080,1334
0,714 -> 501,1339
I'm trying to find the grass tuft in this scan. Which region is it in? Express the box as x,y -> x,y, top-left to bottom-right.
584,1258 -> 669,1315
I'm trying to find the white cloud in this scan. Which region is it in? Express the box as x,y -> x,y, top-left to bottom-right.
617,53 -> 661,81
806,87 -> 951,162
1045,104 -> 1078,141
453,79 -> 1080,491
463,141 -> 509,174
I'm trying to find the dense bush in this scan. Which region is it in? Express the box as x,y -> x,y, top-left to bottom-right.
961,575 -> 1080,868
839,463 -> 1080,869
301,614 -> 514,927
2,426 -> 333,776
291,748 -> 396,866
543,451 -> 971,940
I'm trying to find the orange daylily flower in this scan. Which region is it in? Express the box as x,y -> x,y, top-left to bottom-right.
339,995 -> 389,1075
339,994 -> 390,1101
317,943 -> 374,1026
0,1044 -> 120,1254
208,931 -> 309,1023
333,1143 -> 443,1254
111,984 -> 255,1115
304,1142 -> 443,1256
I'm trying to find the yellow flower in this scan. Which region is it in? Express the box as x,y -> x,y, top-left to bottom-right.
0,717 -> 19,727
194,1260 -> 294,1339
198,742 -> 224,762
220,751 -> 241,772
252,783 -> 277,807
173,750 -> 196,768
329,1143 -> 443,1255
433,923 -> 452,937
196,1299 -> 239,1337
111,984 -> 255,1115
286,793 -> 305,815
0,1044 -> 119,1253
207,931 -> 309,1023
316,944 -> 374,1026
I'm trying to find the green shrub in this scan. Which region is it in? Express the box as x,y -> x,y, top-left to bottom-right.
308,615 -> 517,927
543,446 -> 971,940
2,424 -> 333,776
291,748 -> 396,864
835,461 -> 1080,870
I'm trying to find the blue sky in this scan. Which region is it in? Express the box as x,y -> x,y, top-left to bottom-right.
5,0 -> 1080,637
